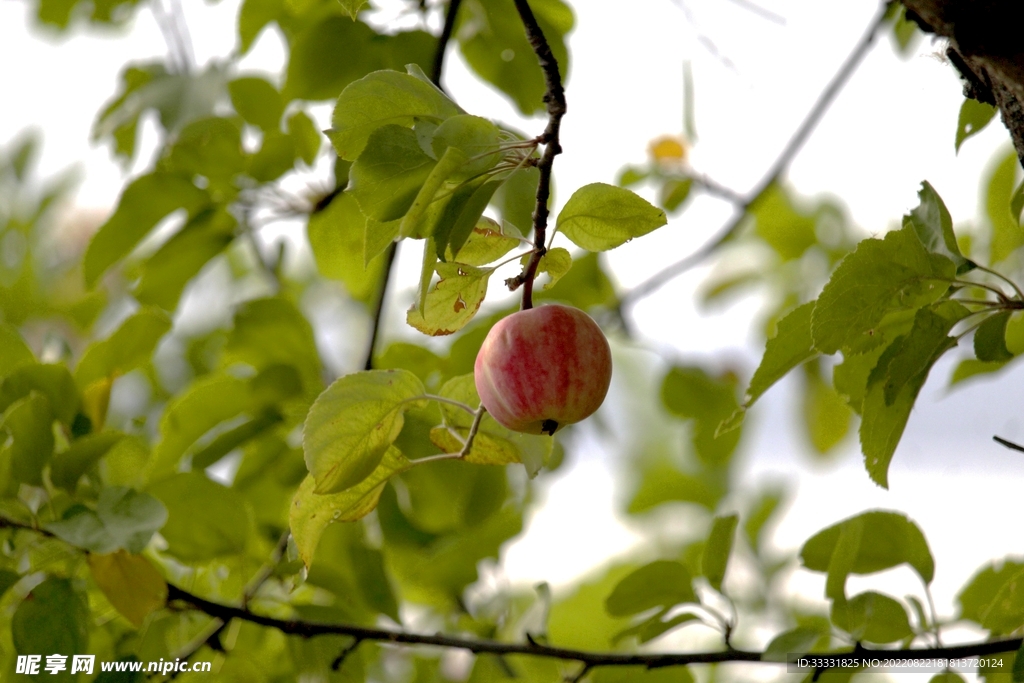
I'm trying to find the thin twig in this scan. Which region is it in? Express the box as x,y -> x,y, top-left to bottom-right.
458,406 -> 487,457
163,583 -> 1024,672
621,3 -> 889,309
431,0 -> 463,90
993,435 -> 1024,453
512,0 -> 567,310
363,243 -> 398,371
364,0 -> 462,369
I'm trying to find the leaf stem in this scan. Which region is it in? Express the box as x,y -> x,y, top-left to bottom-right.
512,0 -> 566,310
973,263 -> 1024,301
419,394 -> 478,415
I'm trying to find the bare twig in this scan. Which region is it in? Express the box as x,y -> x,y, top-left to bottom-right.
363,0 -> 462,369
620,3 -> 889,309
431,0 -> 463,90
363,243 -> 398,371
993,435 -> 1024,453
512,0 -> 567,310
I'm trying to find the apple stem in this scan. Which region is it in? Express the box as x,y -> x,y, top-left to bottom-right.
512,0 -> 566,310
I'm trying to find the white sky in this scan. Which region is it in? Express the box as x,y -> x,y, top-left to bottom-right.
2,0 -> 1023,647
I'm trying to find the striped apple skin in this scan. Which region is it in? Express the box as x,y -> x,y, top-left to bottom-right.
474,304 -> 612,435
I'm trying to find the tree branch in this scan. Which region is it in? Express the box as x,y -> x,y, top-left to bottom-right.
164,583 -> 1023,673
620,2 -> 889,309
512,0 -> 567,310
431,0 -> 463,90
362,242 -> 398,371
363,0 -> 462,370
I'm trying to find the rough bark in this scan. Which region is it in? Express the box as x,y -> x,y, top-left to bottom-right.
902,0 -> 1024,166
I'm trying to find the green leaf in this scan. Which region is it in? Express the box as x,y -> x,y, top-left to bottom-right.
149,472 -> 252,561
285,18 -> 434,101
337,0 -> 367,19
611,611 -> 701,646
958,559 -> 1024,625
744,486 -> 784,552
976,310 -> 1015,362
0,569 -> 19,599
429,374 -> 553,474
979,567 -> 1024,634
406,262 -> 492,336
84,172 -> 209,287
750,183 -> 818,260
861,304 -> 967,487
224,297 -> 323,395
447,216 -> 520,266
435,179 -> 504,260
659,178 -> 692,212
88,550 -> 167,628
956,98 -> 997,153
134,208 -> 236,310
762,626 -> 828,662
521,246 -> 573,291
190,410 -> 283,470
161,117 -> 247,185
50,432 -> 125,490
605,560 -> 697,617
0,363 -> 79,424
365,216 -> 401,265
328,69 -> 461,161
399,146 -> 470,238
950,358 -> 1009,385
0,324 -> 34,378
811,224 -> 955,354
12,578 -> 89,659
746,301 -> 817,406
430,114 -> 504,178
802,367 -> 852,454
801,510 -> 935,588
1013,179 -> 1024,224
557,182 -> 668,252
350,125 -> 438,222
229,76 -> 285,131
661,366 -> 741,465
247,130 -> 298,182
290,448 -> 415,566
823,515 -> 864,601
75,307 -> 172,387
492,165 -> 540,234
304,369 -> 426,494
45,487 -> 167,554
831,591 -> 913,643
2,392 -> 55,485
289,111 -> 322,165
905,181 -> 971,272
988,149 -> 1023,264
702,513 -> 738,591
456,0 -> 573,115
149,374 -> 251,476
308,193 -> 387,304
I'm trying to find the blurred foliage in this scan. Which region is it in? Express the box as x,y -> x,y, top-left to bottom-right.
4,0 -> 1024,681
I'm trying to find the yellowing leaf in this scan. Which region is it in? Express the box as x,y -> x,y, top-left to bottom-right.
447,217 -> 520,266
406,263 -> 492,336
88,551 -> 167,627
291,447 -> 414,566
521,247 -> 572,290
303,369 -> 426,494
82,377 -> 113,430
648,134 -> 687,165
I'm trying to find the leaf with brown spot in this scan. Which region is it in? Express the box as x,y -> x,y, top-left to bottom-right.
407,262 -> 492,336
